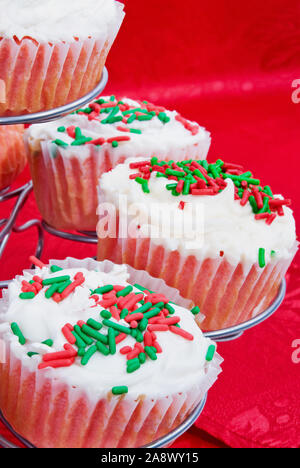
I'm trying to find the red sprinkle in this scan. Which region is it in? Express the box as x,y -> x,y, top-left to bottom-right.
169,326 -> 194,341
148,324 -> 169,332
115,333 -> 127,344
62,325 -> 76,344
29,256 -> 45,269
120,346 -> 132,355
38,358 -> 75,370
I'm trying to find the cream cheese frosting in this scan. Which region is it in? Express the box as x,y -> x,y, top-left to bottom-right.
0,0 -> 125,42
25,96 -> 211,161
0,261 -> 218,400
98,157 -> 297,268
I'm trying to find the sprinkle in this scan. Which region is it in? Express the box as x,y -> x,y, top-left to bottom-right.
57,126 -> 66,133
95,340 -> 110,356
62,325 -> 76,344
73,325 -> 94,345
42,339 -> 54,347
206,344 -> 216,362
94,285 -> 114,294
19,292 -> 35,299
108,327 -> 116,355
42,275 -> 70,286
86,318 -> 103,330
102,320 -> 131,335
50,265 -> 63,273
45,283 -> 60,298
53,139 -> 68,147
191,306 -> 200,315
258,248 -> 266,268
115,333 -> 127,344
112,386 -> 128,395
116,285 -> 133,298
81,345 -> 98,366
11,323 -> 26,345
144,346 -> 157,360
169,326 -> 194,341
81,324 -> 108,344
38,359 -> 74,369
100,310 -> 112,319
27,352 -> 39,358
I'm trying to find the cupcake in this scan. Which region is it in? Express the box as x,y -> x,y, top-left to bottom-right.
0,256 -> 221,448
25,96 -> 211,231
97,157 -> 298,331
0,0 -> 125,116
0,125 -> 26,190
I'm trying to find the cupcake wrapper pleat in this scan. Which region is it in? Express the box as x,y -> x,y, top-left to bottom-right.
0,125 -> 26,190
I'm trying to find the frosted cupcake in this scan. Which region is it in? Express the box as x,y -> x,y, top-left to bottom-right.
0,256 -> 221,448
25,96 -> 211,231
97,157 -> 298,331
0,125 -> 26,190
0,0 -> 125,116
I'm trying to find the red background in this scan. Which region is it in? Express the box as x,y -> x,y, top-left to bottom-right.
1,0 -> 300,448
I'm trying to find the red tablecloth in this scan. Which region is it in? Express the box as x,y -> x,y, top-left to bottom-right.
1,0 -> 300,448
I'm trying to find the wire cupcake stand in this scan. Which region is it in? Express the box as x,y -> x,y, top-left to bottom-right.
0,66 -> 287,447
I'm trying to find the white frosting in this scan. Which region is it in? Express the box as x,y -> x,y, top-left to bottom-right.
0,0 -> 124,42
98,158 -> 297,267
0,264 -> 216,399
25,97 -> 211,160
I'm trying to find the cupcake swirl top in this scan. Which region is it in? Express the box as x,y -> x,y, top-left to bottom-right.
99,157 -> 297,267
25,96 -> 210,157
0,258 -> 218,399
0,0 -> 124,42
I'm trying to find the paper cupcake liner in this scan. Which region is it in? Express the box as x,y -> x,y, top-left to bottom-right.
97,234 -> 298,331
0,125 -> 26,190
26,133 -> 209,231
0,257 -> 221,448
0,4 -> 124,116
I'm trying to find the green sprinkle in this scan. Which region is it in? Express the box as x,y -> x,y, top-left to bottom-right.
57,126 -> 66,133
191,306 -> 200,315
42,275 -> 70,286
144,307 -> 161,320
53,139 -> 68,147
271,250 -> 276,257
100,310 -> 112,319
74,325 -> 94,345
206,344 -> 216,362
129,128 -> 142,134
111,141 -> 119,148
42,339 -> 54,347
110,95 -> 116,102
116,286 -> 133,298
71,137 -> 92,146
134,330 -> 144,343
112,386 -> 128,395
81,345 -> 97,366
19,292 -> 35,300
258,248 -> 266,268
86,318 -> 103,330
72,331 -> 87,349
249,196 -> 259,214
127,114 -> 136,124
11,323 -> 26,345
108,328 -> 116,355
165,303 -> 175,315
139,353 -> 146,364
95,340 -> 110,356
165,169 -> 185,178
57,280 -> 72,294
94,285 -> 114,294
127,359 -> 140,373
81,325 -> 108,344
144,346 -> 157,361
50,265 -> 63,273
263,185 -> 274,199
138,317 -> 148,331
137,114 -> 153,121
45,283 -> 60,299
27,352 -> 39,358
120,309 -> 129,320
258,196 -> 271,214
102,319 -> 131,335
78,347 -> 86,357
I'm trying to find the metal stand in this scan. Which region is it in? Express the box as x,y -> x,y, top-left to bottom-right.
0,395 -> 207,448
